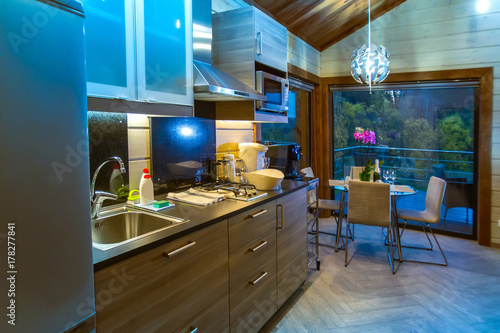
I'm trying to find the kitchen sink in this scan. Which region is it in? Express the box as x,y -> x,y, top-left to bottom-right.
92,207 -> 187,251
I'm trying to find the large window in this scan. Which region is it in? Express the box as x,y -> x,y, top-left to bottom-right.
332,81 -> 478,237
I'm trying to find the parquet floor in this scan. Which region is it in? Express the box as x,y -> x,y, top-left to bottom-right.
260,218 -> 500,333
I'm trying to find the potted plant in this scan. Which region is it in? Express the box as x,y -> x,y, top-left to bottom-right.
359,159 -> 384,182
359,159 -> 374,181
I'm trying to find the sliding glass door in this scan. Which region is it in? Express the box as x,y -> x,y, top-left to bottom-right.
331,80 -> 478,238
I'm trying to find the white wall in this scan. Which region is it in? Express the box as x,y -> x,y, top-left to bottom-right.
321,0 -> 500,245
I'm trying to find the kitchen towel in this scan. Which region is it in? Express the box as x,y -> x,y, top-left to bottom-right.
167,189 -> 226,206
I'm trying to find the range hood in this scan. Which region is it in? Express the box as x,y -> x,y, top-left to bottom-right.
192,0 -> 266,102
193,60 -> 266,101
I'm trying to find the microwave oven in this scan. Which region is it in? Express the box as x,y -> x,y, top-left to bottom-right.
255,71 -> 289,113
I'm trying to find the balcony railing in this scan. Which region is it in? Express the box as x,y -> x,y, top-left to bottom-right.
334,146 -> 473,190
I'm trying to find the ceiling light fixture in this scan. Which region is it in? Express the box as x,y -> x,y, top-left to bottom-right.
351,0 -> 390,92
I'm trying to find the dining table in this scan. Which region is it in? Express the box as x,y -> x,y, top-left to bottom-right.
327,179 -> 418,261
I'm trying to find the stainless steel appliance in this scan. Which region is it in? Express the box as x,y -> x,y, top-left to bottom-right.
256,71 -> 289,113
265,143 -> 303,179
192,0 -> 266,102
0,0 -> 95,332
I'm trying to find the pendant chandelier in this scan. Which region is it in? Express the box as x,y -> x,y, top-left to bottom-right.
351,0 -> 390,92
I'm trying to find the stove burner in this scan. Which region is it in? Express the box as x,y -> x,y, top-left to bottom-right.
197,181 -> 267,201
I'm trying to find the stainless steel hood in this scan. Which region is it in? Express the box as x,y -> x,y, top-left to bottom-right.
193,60 -> 266,101
192,0 -> 265,102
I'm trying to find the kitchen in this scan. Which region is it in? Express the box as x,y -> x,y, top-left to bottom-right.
3,0 -> 500,332
1,0 -> 319,332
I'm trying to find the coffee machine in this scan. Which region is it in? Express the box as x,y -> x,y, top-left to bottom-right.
264,142 -> 303,179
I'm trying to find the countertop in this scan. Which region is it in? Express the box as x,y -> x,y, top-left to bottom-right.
93,179 -> 312,271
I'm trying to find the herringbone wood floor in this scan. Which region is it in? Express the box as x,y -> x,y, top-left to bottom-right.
260,218 -> 500,332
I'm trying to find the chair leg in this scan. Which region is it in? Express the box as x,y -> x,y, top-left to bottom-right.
398,223 -> 448,266
344,222 -> 350,267
396,220 -> 433,251
387,224 -> 395,274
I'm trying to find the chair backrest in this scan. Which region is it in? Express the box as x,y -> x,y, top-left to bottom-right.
348,181 -> 391,227
301,167 -> 314,177
424,176 -> 447,223
351,166 -> 373,181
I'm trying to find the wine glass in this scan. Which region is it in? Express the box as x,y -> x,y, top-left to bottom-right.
383,170 -> 389,183
390,170 -> 396,184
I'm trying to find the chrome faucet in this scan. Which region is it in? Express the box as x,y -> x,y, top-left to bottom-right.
91,156 -> 126,218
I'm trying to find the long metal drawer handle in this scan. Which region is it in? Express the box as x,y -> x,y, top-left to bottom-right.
276,204 -> 284,229
250,271 -> 268,285
250,241 -> 268,252
164,241 -> 196,258
250,209 -> 267,218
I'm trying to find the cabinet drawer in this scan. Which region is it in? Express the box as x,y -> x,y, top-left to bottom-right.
229,200 -> 276,252
229,228 -> 276,290
94,221 -> 228,333
175,294 -> 229,333
230,259 -> 277,333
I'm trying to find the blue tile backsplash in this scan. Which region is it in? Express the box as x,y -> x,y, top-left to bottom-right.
151,117 -> 216,193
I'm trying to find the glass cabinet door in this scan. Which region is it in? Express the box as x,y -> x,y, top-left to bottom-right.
136,0 -> 193,106
83,0 -> 136,99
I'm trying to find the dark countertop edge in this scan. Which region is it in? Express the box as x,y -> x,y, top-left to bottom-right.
93,179 -> 314,271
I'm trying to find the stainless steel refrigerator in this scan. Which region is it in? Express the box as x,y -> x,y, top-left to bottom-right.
0,0 -> 95,332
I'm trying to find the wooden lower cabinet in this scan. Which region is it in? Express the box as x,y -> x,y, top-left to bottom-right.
93,188 -> 309,333
94,221 -> 228,333
230,258 -> 277,333
175,294 -> 229,333
276,188 -> 308,308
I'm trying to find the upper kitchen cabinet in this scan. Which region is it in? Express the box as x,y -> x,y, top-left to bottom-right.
254,9 -> 287,73
84,0 -> 136,99
83,0 -> 194,114
136,0 -> 193,106
213,6 -> 287,87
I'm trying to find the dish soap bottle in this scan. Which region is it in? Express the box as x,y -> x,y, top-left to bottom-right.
139,171 -> 154,205
110,164 -> 125,194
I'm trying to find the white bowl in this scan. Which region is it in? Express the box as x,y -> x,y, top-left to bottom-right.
244,169 -> 284,190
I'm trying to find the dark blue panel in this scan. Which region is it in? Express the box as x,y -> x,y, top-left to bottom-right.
151,117 -> 215,191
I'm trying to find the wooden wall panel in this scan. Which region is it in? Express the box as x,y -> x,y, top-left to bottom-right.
287,32 -> 321,77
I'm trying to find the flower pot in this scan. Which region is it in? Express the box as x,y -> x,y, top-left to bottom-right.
359,172 -> 371,182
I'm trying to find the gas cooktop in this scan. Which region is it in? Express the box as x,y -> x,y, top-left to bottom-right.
195,181 -> 268,202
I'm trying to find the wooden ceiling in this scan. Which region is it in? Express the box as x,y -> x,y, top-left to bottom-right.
243,0 -> 407,51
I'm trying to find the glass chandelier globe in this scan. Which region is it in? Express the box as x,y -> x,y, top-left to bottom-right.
351,43 -> 390,85
350,0 -> 390,90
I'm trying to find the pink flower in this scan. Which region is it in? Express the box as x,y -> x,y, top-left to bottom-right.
353,129 -> 377,145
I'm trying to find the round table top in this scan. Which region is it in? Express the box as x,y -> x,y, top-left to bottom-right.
328,180 -> 417,196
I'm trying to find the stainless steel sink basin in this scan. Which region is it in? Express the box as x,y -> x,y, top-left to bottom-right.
92,207 -> 187,251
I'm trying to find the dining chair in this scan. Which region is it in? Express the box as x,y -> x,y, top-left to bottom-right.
396,176 -> 447,266
300,167 -> 351,248
345,181 -> 397,274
